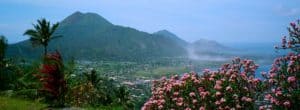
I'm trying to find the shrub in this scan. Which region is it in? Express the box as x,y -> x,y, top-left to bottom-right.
261,53 -> 300,110
67,82 -> 102,107
142,58 -> 263,110
66,69 -> 115,107
259,20 -> 300,110
34,51 -> 67,107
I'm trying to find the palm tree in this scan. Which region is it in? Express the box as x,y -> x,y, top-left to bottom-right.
0,35 -> 7,62
24,18 -> 60,56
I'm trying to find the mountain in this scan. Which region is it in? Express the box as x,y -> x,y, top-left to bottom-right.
7,11 -> 187,61
187,39 -> 233,56
153,30 -> 188,47
192,39 -> 231,52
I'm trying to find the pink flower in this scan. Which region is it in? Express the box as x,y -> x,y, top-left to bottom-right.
172,98 -> 177,101
215,91 -> 222,97
290,22 -> 296,27
194,79 -> 201,84
177,97 -> 184,102
287,76 -> 296,83
245,98 -> 252,102
198,87 -> 205,92
268,79 -> 275,84
253,78 -> 260,83
220,98 -> 226,103
225,86 -> 232,91
214,84 -> 222,90
241,96 -> 247,101
176,102 -> 183,106
275,90 -> 282,96
192,99 -> 197,104
203,68 -> 210,73
236,104 -> 242,109
200,91 -> 209,99
232,94 -> 238,100
159,91 -> 164,95
215,100 -> 221,105
199,106 -> 205,110
158,105 -> 163,109
269,73 -> 276,78
160,99 -> 165,104
173,92 -> 179,96
259,106 -> 265,110
224,106 -> 230,109
185,108 -> 191,110
283,100 -> 291,108
265,94 -> 272,100
189,92 -> 196,97
216,80 -> 223,85
270,98 -> 277,104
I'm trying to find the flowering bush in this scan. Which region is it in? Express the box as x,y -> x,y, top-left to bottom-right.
276,20 -> 300,52
261,53 -> 300,110
142,58 -> 264,110
34,51 -> 67,106
261,20 -> 300,110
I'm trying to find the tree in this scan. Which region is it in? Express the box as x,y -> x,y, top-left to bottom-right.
0,35 -> 7,62
23,18 -> 60,56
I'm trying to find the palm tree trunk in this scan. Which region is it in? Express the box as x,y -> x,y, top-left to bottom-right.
44,46 -> 47,56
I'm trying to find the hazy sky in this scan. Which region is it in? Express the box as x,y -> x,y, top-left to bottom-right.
0,0 -> 299,44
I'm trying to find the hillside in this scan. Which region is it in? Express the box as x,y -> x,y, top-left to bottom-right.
153,30 -> 189,47
7,11 -> 187,61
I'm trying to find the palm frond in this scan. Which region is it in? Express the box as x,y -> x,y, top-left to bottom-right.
23,29 -> 38,37
50,23 -> 60,35
29,38 -> 42,47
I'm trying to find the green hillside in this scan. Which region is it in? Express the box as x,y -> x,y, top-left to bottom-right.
7,11 -> 187,61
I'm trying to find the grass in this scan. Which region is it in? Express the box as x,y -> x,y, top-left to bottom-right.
0,96 -> 125,110
0,96 -> 46,110
86,105 -> 123,110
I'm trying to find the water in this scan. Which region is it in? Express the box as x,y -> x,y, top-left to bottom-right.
256,64 -> 271,79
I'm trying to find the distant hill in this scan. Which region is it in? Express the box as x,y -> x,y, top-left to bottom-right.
190,39 -> 233,54
7,11 -> 188,61
153,30 -> 189,47
185,39 -> 234,61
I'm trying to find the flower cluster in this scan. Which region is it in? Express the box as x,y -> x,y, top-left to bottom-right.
276,20 -> 300,52
142,58 -> 262,110
262,53 -> 300,109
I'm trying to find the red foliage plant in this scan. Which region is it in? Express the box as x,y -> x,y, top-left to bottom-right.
34,51 -> 67,105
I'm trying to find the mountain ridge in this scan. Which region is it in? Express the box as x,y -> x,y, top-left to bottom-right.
7,11 -> 230,61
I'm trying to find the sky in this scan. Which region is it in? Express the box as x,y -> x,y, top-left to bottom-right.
0,0 -> 299,44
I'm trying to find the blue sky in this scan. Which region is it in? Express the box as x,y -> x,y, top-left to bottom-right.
0,0 -> 299,44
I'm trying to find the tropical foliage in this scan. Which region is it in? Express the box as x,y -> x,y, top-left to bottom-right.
33,51 -> 67,106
